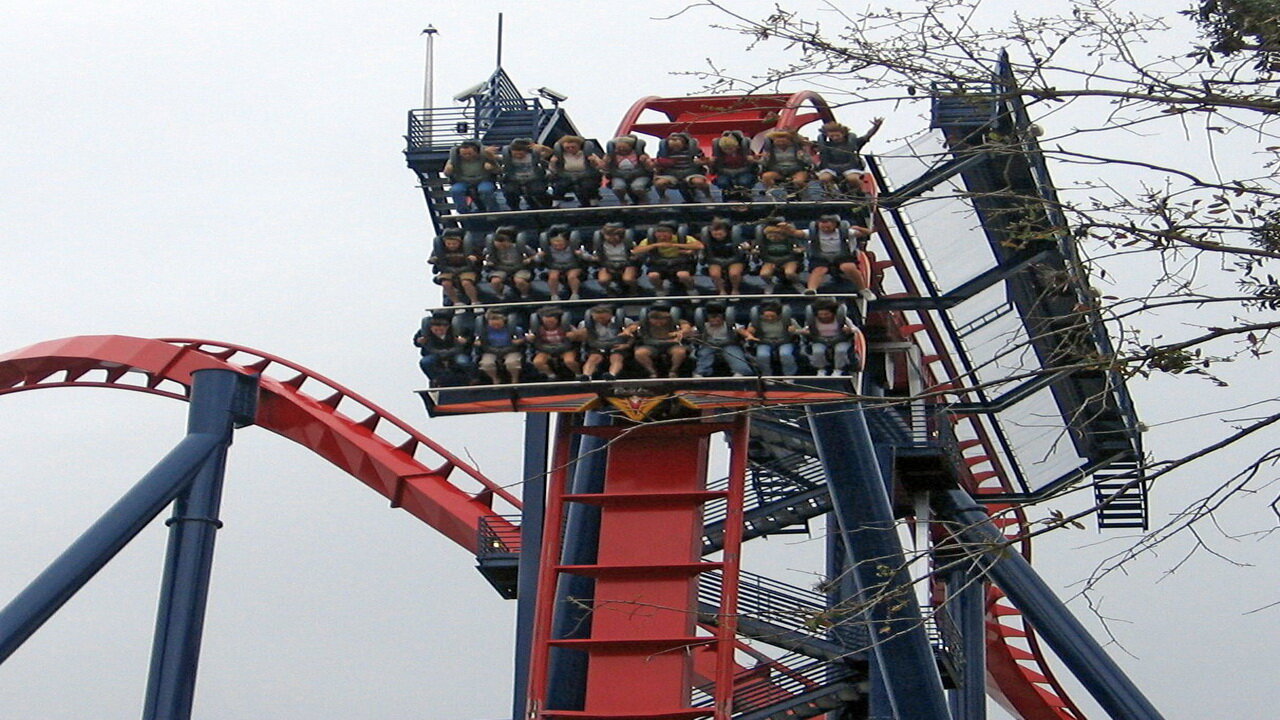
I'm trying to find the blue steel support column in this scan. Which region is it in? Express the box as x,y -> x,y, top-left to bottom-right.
0,433 -> 223,664
946,556 -> 986,720
546,411 -> 610,711
144,368 -> 257,720
826,515 -> 885,719
934,489 -> 1164,720
512,412 -> 550,720
808,403 -> 952,720
867,652 -> 892,720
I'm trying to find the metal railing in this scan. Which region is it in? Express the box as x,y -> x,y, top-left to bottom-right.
407,107 -> 480,152
700,569 -> 869,651
476,514 -> 521,556
926,602 -> 965,680
406,98 -> 547,153
692,651 -> 858,714
703,448 -> 826,530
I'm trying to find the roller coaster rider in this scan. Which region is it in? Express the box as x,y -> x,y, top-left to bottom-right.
634,221 -> 703,296
497,138 -> 553,210
691,304 -> 752,378
815,118 -> 882,198
652,132 -> 711,203
477,310 -> 525,385
588,222 -> 640,297
548,135 -> 603,207
702,217 -> 748,296
444,140 -> 500,213
415,316 -> 474,385
573,305 -> 633,381
804,214 -> 875,299
743,301 -> 801,376
755,219 -> 807,293
803,298 -> 860,376
527,306 -> 582,380
537,225 -> 586,301
708,131 -> 758,202
602,135 -> 653,205
625,306 -> 691,379
758,130 -> 813,200
429,228 -> 482,306
484,227 -> 535,300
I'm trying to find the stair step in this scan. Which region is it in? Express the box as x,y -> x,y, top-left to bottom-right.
564,490 -> 728,507
548,636 -> 715,652
1098,520 -> 1148,529
556,562 -> 722,579
543,709 -> 711,719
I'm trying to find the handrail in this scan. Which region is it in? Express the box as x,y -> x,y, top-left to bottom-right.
407,99 -> 547,154
700,569 -> 869,651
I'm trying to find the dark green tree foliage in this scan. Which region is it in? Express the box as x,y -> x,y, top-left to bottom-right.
1191,0 -> 1280,66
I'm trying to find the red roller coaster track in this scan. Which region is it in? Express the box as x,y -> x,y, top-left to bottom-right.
0,334 -> 1081,720
615,91 -> 836,150
0,335 -> 518,554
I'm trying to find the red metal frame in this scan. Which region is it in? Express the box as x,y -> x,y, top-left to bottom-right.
712,417 -> 749,718
0,335 -> 518,554
425,386 -> 855,417
614,91 -> 836,152
525,416 -> 576,719
525,418 -> 748,719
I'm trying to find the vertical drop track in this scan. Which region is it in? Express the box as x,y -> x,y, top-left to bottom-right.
526,415 -> 750,719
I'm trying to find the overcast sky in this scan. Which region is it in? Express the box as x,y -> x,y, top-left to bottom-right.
2,2 -> 1277,719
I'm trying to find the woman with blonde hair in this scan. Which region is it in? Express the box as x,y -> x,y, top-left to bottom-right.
758,130 -> 813,200
708,131 -> 759,201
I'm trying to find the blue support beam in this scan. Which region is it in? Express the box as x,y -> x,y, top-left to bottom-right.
0,433 -> 223,664
143,369 -> 257,720
808,403 -> 952,720
546,411 -> 610,711
946,558 -> 986,720
934,489 -> 1164,720
512,411 -> 550,720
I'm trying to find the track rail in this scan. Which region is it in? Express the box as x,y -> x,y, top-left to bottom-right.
615,91 -> 836,151
0,335 -> 518,553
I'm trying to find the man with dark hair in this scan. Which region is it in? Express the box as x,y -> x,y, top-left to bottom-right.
498,138 -> 552,210
414,316 -> 474,386
691,304 -> 752,377
444,140 -> 500,213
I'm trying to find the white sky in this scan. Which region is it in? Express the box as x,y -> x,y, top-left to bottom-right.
2,2 -> 1277,719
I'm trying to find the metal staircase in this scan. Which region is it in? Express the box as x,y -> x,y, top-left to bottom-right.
702,443 -> 830,553
698,569 -> 867,661
481,108 -> 543,146
1092,460 -> 1149,530
921,51 -> 1149,524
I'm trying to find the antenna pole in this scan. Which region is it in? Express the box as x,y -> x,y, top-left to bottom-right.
421,26 -> 438,110
496,13 -> 503,68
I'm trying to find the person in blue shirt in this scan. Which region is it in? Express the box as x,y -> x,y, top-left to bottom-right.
476,311 -> 525,384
